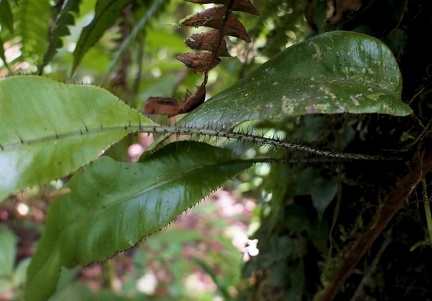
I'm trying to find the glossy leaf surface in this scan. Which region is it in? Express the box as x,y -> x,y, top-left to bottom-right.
26,142 -> 251,301
180,31 -> 412,129
0,76 -> 153,201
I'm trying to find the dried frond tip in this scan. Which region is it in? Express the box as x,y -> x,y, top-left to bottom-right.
182,6 -> 251,42
185,31 -> 231,57
144,0 -> 259,117
185,0 -> 260,15
177,52 -> 222,73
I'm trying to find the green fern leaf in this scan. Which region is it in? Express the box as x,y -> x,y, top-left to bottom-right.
15,0 -> 51,64
26,142 -> 251,301
38,0 -> 80,73
72,0 -> 136,74
0,76 -> 154,201
0,0 -> 14,34
100,0 -> 169,85
181,31 -> 412,129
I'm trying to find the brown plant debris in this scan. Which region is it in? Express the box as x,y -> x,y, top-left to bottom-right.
326,0 -> 362,24
143,0 -> 258,117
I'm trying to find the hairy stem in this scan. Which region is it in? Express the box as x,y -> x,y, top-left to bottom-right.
1,124 -> 399,161
137,125 -> 397,160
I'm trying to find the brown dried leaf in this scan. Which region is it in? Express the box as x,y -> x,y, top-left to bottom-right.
143,97 -> 182,117
185,30 -> 231,57
185,0 -> 260,15
143,84 -> 207,117
182,7 -> 251,42
326,0 -> 362,24
179,83 -> 207,113
177,52 -> 221,73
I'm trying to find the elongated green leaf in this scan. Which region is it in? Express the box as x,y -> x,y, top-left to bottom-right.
39,0 -> 80,73
0,76 -> 153,201
0,0 -> 14,34
181,31 -> 412,129
72,0 -> 134,74
26,141 -> 251,301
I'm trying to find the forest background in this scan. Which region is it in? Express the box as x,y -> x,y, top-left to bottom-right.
1,0 -> 432,301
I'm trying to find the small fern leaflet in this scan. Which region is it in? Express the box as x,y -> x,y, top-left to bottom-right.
15,0 -> 51,65
38,0 -> 80,74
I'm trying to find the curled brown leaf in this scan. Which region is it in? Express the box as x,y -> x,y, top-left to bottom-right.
143,84 -> 207,117
179,83 -> 207,113
185,30 -> 231,57
177,52 -> 222,73
144,97 -> 182,117
182,7 -> 251,42
185,0 -> 260,15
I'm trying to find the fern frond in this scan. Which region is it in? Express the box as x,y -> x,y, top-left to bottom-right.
15,0 -> 51,65
185,0 -> 259,15
0,0 -> 14,34
0,0 -> 14,73
38,0 -> 80,74
72,0 -> 136,75
99,0 -> 170,86
178,0 -> 258,73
